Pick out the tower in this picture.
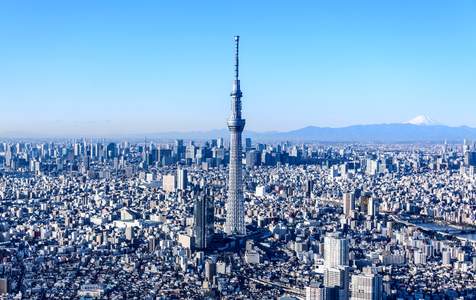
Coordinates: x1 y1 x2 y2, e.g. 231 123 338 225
225 36 246 235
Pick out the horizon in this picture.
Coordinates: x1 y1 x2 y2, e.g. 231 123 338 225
1 1 475 135
2 117 475 141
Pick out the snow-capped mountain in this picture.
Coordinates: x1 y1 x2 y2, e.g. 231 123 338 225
405 115 439 126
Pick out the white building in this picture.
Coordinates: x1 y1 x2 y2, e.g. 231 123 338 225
162 174 176 193
176 167 188 191
343 192 355 217
350 269 383 300
324 233 349 268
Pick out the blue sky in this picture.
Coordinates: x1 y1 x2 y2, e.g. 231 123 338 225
0 0 475 135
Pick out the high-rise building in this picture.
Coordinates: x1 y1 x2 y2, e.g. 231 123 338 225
148 237 157 252
305 179 314 198
210 139 218 148
367 198 379 218
324 266 350 300
204 259 216 282
125 226 134 241
464 151 476 167
343 192 355 217
175 139 185 159
225 36 246 236
442 249 452 265
162 174 176 193
305 285 326 300
414 250 427 265
106 142 117 159
158 148 173 165
386 221 393 238
366 159 379 176
245 150 260 168
245 137 252 150
350 268 383 300
177 167 188 191
194 194 214 249
324 233 349 268
0 278 7 295
185 142 196 161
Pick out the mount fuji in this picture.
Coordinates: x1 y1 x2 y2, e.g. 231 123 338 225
405 115 440 126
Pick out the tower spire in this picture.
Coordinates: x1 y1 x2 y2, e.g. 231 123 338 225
234 35 239 80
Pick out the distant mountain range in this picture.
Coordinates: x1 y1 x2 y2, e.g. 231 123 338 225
141 124 475 143
141 116 476 142
263 124 476 143
2 116 476 142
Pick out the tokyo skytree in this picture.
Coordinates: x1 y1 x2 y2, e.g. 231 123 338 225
224 36 246 235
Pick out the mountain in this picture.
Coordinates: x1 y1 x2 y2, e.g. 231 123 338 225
267 124 476 142
3 120 476 143
405 115 439 126
138 123 476 143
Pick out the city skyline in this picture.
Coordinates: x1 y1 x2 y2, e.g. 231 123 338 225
1 1 475 136
3 2 476 299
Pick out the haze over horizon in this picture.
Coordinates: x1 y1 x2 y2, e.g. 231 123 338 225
3 115 476 141
1 1 475 136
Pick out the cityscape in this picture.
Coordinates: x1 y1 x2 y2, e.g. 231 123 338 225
1 1 476 300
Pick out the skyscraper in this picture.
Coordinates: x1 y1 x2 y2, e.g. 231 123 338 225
177 167 188 191
350 268 383 300
175 139 185 159
245 137 252 151
194 194 214 249
225 36 246 235
324 233 349 268
343 192 355 217
217 137 224 148
367 197 379 218
324 266 350 300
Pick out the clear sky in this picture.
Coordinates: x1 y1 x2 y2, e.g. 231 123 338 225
0 0 475 136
